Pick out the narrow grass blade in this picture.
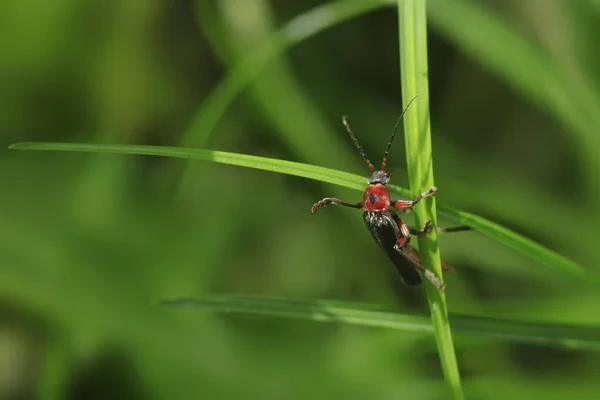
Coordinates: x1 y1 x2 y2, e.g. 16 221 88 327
9 142 365 190
177 0 376 198
161 295 600 352
9 142 592 283
184 0 396 148
398 0 463 397
435 203 589 280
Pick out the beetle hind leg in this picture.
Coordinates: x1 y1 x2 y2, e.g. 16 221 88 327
413 263 446 291
396 245 446 291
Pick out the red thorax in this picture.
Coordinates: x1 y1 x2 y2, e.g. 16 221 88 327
362 184 391 212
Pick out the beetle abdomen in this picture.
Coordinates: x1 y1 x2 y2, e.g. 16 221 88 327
363 212 422 286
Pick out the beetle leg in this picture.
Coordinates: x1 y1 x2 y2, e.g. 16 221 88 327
409 220 471 235
394 236 409 249
409 220 433 236
411 262 445 291
310 198 362 214
388 213 412 250
399 246 446 291
392 186 437 210
401 246 454 273
390 215 446 291
438 225 471 234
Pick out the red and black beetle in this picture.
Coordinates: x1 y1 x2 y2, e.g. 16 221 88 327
311 98 469 291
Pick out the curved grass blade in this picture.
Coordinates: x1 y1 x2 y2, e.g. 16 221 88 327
161 295 600 352
185 0 396 148
9 142 592 282
177 0 380 197
398 0 462 397
9 142 366 190
435 203 590 280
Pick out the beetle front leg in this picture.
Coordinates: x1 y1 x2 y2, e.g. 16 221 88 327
310 198 362 214
392 186 437 210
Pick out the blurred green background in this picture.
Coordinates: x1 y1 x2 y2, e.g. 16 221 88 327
2 0 600 399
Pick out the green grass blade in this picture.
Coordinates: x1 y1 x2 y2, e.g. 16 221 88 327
161 295 600 352
9 142 593 282
398 0 462 397
9 142 365 190
436 204 589 280
184 0 395 148
191 0 352 166
177 0 370 198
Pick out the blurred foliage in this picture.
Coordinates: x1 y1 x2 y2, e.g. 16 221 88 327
1 0 600 399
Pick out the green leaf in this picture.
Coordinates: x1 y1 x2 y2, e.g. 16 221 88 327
9 142 366 190
161 295 600 352
399 0 463 397
9 142 592 283
183 0 396 148
177 0 388 197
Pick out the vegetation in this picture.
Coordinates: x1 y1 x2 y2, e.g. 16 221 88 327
2 0 600 398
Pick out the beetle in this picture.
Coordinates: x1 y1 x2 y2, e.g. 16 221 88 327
310 97 469 291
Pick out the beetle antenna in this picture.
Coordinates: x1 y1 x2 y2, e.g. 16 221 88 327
381 95 418 171
342 115 376 172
